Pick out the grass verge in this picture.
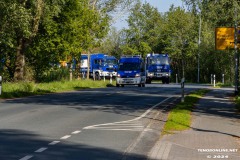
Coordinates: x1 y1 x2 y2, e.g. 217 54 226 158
235 96 240 113
0 79 113 99
162 89 209 134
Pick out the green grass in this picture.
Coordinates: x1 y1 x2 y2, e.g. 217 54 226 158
163 89 209 134
235 96 240 113
0 79 113 99
215 82 233 88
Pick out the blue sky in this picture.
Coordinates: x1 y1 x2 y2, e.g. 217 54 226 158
112 0 184 30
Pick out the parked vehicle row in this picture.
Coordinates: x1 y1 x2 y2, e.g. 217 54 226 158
79 53 172 87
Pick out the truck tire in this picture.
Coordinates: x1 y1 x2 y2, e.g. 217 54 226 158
116 84 120 87
138 84 141 87
95 72 100 80
166 77 170 84
142 84 145 87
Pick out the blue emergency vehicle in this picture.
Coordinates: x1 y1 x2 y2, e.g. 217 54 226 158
116 55 146 87
146 53 171 84
80 53 118 79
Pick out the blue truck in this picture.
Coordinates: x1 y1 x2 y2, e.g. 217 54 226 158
80 53 118 79
116 55 146 87
146 53 171 84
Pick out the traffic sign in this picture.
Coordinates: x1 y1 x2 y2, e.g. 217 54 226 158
215 27 240 50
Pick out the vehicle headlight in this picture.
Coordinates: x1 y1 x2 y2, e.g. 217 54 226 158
117 74 121 78
148 73 153 76
135 73 140 77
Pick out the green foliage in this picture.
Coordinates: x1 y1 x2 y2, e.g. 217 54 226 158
235 96 240 113
121 1 162 57
40 68 70 82
1 0 239 84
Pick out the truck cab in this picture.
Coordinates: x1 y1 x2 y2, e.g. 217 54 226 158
116 55 146 87
101 56 118 78
146 53 171 84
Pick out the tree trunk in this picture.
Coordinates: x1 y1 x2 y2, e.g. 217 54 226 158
14 37 25 81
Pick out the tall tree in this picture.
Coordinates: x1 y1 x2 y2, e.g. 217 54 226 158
0 0 65 81
123 1 163 57
162 6 196 80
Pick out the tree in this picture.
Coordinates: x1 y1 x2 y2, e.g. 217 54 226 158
182 0 240 83
0 0 65 81
122 1 163 57
161 6 196 80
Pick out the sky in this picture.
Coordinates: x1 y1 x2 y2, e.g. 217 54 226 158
112 0 184 30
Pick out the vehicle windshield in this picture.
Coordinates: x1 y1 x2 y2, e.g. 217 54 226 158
119 63 140 71
103 59 117 65
149 57 169 65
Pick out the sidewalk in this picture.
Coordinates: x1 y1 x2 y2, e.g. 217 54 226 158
148 88 240 160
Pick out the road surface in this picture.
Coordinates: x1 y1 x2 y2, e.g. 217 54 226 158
0 83 209 160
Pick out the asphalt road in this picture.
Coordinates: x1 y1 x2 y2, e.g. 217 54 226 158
0 83 209 160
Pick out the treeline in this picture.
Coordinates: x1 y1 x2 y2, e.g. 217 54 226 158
0 0 239 83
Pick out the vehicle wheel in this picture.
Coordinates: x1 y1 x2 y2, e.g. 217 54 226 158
162 79 165 84
142 84 145 87
95 72 100 80
121 85 124 87
116 84 120 87
138 84 141 87
166 78 170 84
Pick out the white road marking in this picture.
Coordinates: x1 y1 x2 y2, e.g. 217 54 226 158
35 147 48 153
48 141 60 145
19 155 33 160
151 142 172 160
84 97 173 130
72 130 81 134
60 135 71 139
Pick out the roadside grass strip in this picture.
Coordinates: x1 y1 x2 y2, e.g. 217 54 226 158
0 80 111 99
163 89 209 134
235 96 240 113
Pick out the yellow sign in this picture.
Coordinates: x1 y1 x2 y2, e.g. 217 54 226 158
215 27 240 50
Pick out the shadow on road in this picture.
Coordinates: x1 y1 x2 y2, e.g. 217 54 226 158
0 129 153 160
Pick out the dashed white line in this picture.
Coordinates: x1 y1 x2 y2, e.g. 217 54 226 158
19 155 33 160
48 141 60 145
72 130 81 134
35 147 48 153
60 135 71 139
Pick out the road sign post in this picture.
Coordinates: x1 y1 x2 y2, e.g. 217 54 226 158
234 14 239 94
215 26 239 94
181 78 185 102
